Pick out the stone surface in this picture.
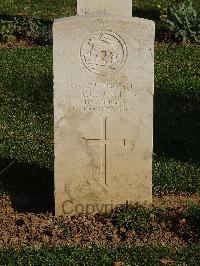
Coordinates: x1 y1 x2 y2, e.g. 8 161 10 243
77 0 132 17
54 15 155 216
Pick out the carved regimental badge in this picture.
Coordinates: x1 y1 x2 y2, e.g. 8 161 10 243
80 30 127 76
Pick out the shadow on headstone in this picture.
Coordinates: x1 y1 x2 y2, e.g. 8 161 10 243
0 158 54 214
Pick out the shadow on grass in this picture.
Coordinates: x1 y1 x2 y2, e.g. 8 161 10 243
0 14 53 45
133 8 160 21
0 158 54 214
154 89 200 164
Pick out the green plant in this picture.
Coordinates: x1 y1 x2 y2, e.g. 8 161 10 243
108 203 151 232
0 17 53 45
14 17 52 44
15 18 41 41
157 4 168 21
0 20 16 43
183 203 200 233
165 1 200 43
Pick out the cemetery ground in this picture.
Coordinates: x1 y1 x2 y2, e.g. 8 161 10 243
0 1 200 265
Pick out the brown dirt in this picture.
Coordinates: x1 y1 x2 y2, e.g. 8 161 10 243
154 194 200 209
0 194 200 249
0 40 34 48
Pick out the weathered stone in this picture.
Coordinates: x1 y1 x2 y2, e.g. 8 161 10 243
77 0 132 17
54 3 155 216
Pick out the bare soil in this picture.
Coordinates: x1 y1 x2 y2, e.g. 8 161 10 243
0 194 200 249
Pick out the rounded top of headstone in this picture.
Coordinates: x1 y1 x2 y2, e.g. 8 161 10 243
77 0 132 17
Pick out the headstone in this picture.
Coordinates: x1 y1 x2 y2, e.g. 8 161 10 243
77 0 132 17
54 0 155 216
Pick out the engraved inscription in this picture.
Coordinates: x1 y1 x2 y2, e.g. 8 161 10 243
55 81 137 114
72 106 134 112
80 31 127 75
79 8 107 15
83 117 126 185
68 81 136 113
71 81 134 91
81 89 126 107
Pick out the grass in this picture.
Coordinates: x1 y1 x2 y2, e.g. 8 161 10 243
0 47 53 168
1 0 200 45
0 44 200 212
0 47 54 212
154 44 200 194
0 0 199 20
1 245 200 265
0 0 76 20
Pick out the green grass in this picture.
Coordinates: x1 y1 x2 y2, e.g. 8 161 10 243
0 47 53 168
0 47 54 212
0 0 76 19
154 44 200 194
1 245 200 265
0 0 199 19
0 44 200 212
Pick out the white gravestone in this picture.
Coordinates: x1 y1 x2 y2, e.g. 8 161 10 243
54 0 155 216
77 0 132 17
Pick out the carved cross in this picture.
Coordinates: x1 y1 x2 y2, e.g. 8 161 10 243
83 117 126 185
